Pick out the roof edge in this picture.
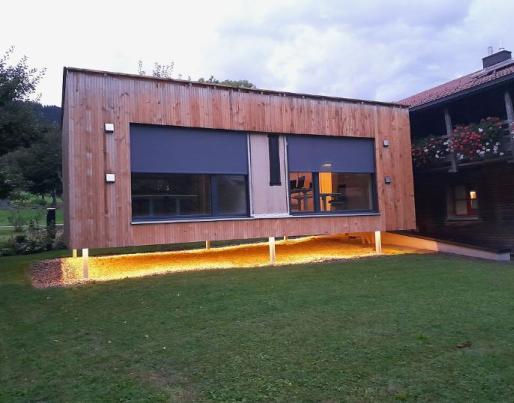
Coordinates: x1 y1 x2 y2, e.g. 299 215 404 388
63 67 408 109
409 72 514 112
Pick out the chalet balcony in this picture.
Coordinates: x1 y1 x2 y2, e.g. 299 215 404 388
412 117 513 171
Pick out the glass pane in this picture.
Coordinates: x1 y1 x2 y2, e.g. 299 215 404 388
455 200 468 215
469 190 479 210
454 185 466 200
319 173 374 212
215 175 248 216
289 172 314 212
131 173 211 219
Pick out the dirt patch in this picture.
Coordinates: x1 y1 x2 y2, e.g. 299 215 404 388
134 369 198 402
30 235 422 288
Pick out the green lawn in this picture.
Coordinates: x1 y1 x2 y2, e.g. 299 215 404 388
1 252 514 401
0 207 64 226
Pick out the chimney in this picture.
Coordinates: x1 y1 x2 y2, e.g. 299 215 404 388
482 49 512 69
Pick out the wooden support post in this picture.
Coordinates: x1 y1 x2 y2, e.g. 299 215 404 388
269 237 276 265
205 240 211 250
374 231 382 254
82 248 89 279
504 90 514 161
444 108 458 173
72 249 77 258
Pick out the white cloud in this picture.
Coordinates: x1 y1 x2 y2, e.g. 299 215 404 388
0 0 512 105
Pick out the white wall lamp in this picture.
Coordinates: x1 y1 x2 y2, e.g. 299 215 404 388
104 123 115 133
105 173 116 183
383 139 390 147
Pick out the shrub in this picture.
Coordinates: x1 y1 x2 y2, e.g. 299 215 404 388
7 210 28 232
0 222 66 256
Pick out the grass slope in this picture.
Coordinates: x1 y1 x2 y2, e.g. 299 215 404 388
1 252 514 401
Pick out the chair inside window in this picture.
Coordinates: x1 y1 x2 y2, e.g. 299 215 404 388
297 176 305 189
329 184 347 210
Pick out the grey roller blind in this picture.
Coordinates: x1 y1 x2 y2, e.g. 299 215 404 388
287 135 375 173
130 125 248 174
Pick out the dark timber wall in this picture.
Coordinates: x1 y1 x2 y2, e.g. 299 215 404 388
415 161 514 251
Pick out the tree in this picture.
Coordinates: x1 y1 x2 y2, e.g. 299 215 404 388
198 75 256 89
2 128 62 204
137 61 256 89
138 60 174 78
0 47 62 201
0 47 46 157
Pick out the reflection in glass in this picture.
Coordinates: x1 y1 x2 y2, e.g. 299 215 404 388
215 175 248 215
318 173 373 212
131 173 248 220
289 172 314 212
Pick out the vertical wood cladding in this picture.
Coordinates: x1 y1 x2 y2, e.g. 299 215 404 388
62 69 416 249
415 162 514 251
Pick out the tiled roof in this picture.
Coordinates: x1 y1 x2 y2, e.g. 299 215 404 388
399 59 514 108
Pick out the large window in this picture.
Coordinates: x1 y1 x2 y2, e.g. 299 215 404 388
130 125 249 221
289 172 375 213
132 173 247 220
287 135 376 214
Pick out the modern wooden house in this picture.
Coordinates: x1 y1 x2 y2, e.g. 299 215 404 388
61 68 415 267
400 49 514 252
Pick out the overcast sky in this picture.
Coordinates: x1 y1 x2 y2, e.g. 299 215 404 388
1 0 512 106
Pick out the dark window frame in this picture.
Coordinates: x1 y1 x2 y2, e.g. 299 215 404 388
288 171 378 215
131 172 250 222
268 135 281 186
447 185 479 219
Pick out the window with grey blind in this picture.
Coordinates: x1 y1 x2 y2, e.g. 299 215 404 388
287 135 377 214
130 124 249 221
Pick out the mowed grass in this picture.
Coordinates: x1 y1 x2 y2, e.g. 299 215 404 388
1 252 514 401
0 207 64 226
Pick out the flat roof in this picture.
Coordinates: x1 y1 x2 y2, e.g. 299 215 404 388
63 67 407 109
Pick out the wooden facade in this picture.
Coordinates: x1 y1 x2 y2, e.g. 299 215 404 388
415 162 514 252
62 68 415 249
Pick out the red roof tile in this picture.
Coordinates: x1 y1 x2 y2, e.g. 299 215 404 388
399 59 514 108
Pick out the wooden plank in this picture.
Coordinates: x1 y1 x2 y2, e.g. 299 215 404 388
444 108 458 173
504 90 514 161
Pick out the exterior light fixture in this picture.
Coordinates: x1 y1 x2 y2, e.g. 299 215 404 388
383 139 390 147
384 176 392 184
105 173 116 183
104 123 115 133
469 190 477 200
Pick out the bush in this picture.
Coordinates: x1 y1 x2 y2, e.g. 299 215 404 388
7 211 28 232
0 222 66 256
34 198 47 207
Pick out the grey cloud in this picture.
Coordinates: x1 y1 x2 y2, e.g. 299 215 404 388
208 0 509 102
